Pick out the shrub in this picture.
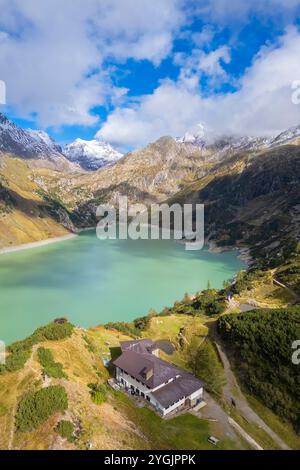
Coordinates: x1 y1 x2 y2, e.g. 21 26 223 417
9 322 74 354
104 321 141 337
55 420 75 443
15 385 68 432
191 289 227 316
134 315 151 331
0 322 74 375
88 383 108 405
37 348 67 379
0 349 31 374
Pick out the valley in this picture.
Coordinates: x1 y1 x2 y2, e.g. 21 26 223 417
0 112 299 451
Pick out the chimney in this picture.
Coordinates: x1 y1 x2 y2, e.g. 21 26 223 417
141 366 154 380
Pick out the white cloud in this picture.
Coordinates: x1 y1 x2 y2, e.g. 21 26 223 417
0 0 299 138
97 27 300 148
91 0 184 65
192 26 216 47
191 0 300 23
0 0 185 127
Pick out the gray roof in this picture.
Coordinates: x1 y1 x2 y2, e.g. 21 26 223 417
152 373 203 408
120 339 158 355
113 339 204 406
113 349 181 389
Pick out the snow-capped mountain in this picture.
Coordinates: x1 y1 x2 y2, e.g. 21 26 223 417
269 124 300 147
175 123 270 155
0 113 63 160
176 123 206 147
63 138 123 171
27 129 62 154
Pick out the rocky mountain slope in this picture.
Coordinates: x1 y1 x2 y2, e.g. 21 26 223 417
63 138 123 171
168 143 300 277
0 114 76 172
0 112 300 262
0 156 77 248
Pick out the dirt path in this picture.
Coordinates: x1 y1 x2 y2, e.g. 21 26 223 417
214 338 290 450
192 392 263 450
273 278 299 304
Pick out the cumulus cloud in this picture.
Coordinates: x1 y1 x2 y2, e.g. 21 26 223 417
0 0 299 141
97 27 300 148
176 46 231 87
0 0 185 127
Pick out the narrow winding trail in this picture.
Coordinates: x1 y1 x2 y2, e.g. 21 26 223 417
214 337 290 450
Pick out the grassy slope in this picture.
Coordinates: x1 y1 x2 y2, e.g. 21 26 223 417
0 317 242 451
0 156 69 248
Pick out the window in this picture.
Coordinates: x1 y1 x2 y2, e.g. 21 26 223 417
146 396 150 402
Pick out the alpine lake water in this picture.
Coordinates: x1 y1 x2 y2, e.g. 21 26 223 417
0 230 244 344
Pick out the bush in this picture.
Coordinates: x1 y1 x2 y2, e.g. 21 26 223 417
232 269 269 295
0 322 74 375
15 385 68 432
134 315 151 331
37 348 67 379
191 289 227 316
104 321 141 337
9 322 74 354
88 383 108 405
0 349 31 374
55 420 75 443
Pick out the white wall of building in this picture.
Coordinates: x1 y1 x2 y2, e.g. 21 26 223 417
116 366 203 416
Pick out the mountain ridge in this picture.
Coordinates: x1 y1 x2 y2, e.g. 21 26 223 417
63 138 123 171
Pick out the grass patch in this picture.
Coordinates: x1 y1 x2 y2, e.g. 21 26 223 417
188 339 225 396
110 390 238 450
0 403 7 417
229 407 280 450
83 335 96 353
245 393 300 450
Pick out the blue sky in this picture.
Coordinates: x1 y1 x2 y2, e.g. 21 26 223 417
1 0 300 151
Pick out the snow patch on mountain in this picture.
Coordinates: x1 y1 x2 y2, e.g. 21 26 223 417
269 124 300 146
176 123 206 147
0 113 62 159
63 138 123 171
27 129 62 154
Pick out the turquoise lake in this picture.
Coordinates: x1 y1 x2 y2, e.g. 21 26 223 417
0 231 244 344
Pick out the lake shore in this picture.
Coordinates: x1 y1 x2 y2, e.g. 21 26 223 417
207 240 252 266
0 232 78 256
